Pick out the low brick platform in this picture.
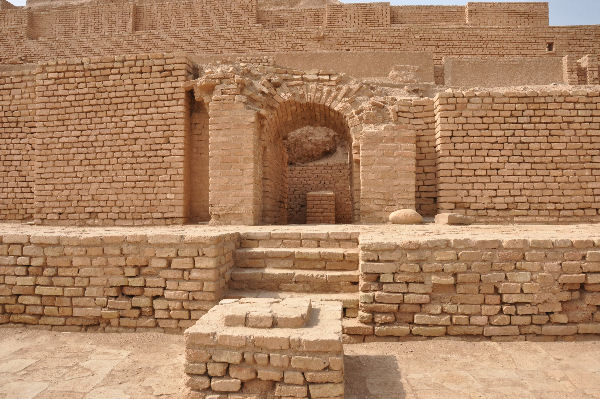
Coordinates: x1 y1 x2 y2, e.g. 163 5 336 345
184 298 344 398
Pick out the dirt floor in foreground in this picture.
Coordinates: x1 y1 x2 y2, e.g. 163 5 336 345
1 327 599 399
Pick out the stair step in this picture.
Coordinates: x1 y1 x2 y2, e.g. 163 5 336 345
239 231 359 249
225 290 359 319
229 268 359 293
225 290 358 309
235 247 358 271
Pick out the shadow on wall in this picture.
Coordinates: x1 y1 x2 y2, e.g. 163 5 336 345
345 355 405 399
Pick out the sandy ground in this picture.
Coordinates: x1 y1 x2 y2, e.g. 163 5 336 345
1 328 599 399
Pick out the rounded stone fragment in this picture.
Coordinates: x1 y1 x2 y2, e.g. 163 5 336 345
389 209 423 225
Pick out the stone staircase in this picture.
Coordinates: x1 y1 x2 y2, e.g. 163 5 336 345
225 230 360 319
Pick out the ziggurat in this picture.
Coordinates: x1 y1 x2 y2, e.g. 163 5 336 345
1 1 600 397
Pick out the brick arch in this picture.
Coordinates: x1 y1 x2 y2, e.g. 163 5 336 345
260 99 356 225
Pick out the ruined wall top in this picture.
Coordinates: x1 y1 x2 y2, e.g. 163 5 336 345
17 0 550 28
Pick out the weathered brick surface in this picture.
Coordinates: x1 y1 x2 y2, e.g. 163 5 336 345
306 191 336 225
0 231 237 331
184 298 344 398
0 66 35 221
356 235 600 340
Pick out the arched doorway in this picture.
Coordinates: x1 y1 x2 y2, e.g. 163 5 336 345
261 101 354 225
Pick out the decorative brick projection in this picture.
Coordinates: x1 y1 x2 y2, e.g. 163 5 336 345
325 3 390 29
466 2 549 27
360 125 416 223
396 98 437 217
27 2 133 39
0 67 35 221
390 5 465 25
257 8 324 29
306 191 336 225
356 235 600 340
435 88 600 223
32 54 194 225
0 232 238 331
133 0 257 33
287 164 352 224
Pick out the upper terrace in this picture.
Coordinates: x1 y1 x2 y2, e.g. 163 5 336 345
1 0 550 38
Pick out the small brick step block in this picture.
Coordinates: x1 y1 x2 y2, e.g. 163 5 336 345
184 298 344 399
229 268 359 293
235 247 359 271
240 231 359 249
306 191 336 224
225 290 360 320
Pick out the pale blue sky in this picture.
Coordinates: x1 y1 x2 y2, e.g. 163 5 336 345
5 0 600 26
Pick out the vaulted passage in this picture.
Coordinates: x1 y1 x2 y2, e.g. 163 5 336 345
261 101 354 225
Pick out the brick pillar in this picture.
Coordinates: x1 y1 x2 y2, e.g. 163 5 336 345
579 55 600 85
562 55 580 85
360 124 416 223
208 101 261 225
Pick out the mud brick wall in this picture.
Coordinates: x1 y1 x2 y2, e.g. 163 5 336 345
579 54 600 85
466 2 549 27
358 236 600 340
444 57 564 87
435 88 600 223
396 99 437 217
306 191 335 225
27 2 133 39
360 125 416 223
287 164 352 224
390 6 465 25
1 1 599 65
0 0 15 9
0 67 36 221
257 8 324 29
32 54 194 225
0 232 238 331
325 3 390 29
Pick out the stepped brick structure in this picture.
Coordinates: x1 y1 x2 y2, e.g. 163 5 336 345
1 2 600 389
0 0 599 226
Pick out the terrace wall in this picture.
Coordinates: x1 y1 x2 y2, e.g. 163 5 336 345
0 231 238 331
435 88 600 223
0 1 595 66
357 235 600 340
